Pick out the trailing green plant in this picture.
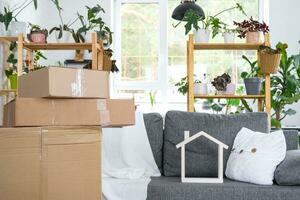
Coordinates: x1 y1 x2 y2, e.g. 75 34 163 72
5 42 17 78
240 55 259 78
0 0 38 31
270 42 300 128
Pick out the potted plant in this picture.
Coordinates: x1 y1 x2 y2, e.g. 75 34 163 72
174 3 245 43
258 44 284 74
211 73 233 95
5 42 18 89
27 23 48 43
269 42 300 128
240 55 262 95
0 1 37 36
175 75 206 95
49 0 72 43
222 24 236 43
234 17 269 43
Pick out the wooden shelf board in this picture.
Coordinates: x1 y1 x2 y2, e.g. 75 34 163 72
0 36 18 43
23 43 99 51
194 94 265 99
0 89 17 96
194 43 264 50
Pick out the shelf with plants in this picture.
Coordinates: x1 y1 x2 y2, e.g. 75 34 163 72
187 33 275 116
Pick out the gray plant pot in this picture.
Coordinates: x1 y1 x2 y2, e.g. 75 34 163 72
244 77 262 95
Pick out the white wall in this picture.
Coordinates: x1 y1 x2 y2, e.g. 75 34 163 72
270 0 300 127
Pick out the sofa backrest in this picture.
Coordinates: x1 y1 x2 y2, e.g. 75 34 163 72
143 113 164 173
143 111 299 177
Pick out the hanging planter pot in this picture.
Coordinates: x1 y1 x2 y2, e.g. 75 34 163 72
258 45 282 74
258 52 281 74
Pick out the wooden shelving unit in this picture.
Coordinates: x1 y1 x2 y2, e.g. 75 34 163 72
187 34 272 116
0 33 104 77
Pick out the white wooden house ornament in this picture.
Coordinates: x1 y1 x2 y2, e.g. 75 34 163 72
176 131 229 183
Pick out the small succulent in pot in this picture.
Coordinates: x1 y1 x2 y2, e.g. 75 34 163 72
27 23 48 43
211 73 231 94
234 17 269 43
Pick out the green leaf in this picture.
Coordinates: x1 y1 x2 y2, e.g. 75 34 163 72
33 0 38 10
283 109 297 116
271 118 282 129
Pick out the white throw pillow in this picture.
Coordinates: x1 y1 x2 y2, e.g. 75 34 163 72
225 127 286 185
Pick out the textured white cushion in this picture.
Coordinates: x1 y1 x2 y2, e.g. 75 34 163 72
225 127 286 185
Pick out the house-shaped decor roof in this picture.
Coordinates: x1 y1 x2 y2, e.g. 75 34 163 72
176 131 229 149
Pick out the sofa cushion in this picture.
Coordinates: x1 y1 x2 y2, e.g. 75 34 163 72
143 113 164 173
275 150 300 185
163 111 269 177
147 177 300 200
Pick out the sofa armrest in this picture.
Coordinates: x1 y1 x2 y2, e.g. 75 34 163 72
283 130 299 150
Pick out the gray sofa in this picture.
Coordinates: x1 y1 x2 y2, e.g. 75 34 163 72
143 111 300 200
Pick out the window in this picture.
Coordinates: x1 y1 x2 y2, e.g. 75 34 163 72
114 0 264 112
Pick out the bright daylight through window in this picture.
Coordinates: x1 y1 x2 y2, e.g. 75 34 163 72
114 0 260 112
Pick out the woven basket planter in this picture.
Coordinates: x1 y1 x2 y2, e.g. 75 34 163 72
258 52 281 74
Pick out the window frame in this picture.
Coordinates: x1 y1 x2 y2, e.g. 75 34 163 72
113 0 168 94
112 0 269 101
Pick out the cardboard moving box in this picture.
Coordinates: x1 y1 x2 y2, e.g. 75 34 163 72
0 126 101 200
3 98 135 127
18 67 109 98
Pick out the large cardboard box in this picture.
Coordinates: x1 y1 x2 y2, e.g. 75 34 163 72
3 98 135 127
107 99 135 127
18 67 109 98
0 126 101 200
3 98 110 127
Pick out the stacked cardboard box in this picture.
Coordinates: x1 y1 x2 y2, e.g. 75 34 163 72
0 67 135 200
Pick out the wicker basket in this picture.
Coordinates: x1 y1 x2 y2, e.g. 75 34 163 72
258 52 281 74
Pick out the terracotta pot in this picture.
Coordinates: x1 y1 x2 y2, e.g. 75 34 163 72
258 52 281 74
246 32 260 43
28 32 47 43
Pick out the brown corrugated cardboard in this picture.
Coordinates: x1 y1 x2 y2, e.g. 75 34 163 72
3 98 110 127
107 99 136 126
18 67 109 98
0 126 101 200
3 98 135 127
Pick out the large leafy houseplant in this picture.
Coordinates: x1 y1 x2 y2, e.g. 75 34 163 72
270 42 300 128
0 0 38 31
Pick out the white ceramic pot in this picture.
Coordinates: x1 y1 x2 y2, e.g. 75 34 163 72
194 83 208 95
0 24 10 36
226 83 236 95
10 21 27 36
194 29 211 43
55 30 71 43
84 31 95 43
223 32 235 43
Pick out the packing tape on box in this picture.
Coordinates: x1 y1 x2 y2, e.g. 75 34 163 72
100 110 110 126
71 69 87 97
97 99 107 111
